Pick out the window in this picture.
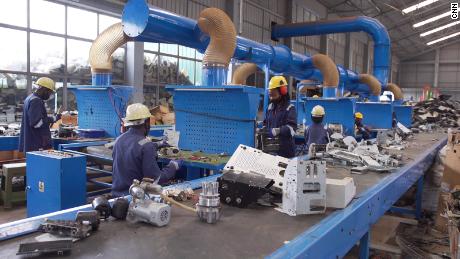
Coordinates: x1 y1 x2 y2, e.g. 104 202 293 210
178 59 195 85
144 53 159 84
67 40 92 78
99 14 120 33
112 48 126 81
0 0 27 27
0 28 27 71
195 61 202 85
0 74 28 114
30 0 65 34
159 56 178 84
145 43 159 52
30 33 65 74
179 46 196 59
0 1 126 111
67 7 98 40
160 44 178 55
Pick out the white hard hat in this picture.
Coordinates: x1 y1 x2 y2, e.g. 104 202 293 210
311 105 325 117
124 103 151 126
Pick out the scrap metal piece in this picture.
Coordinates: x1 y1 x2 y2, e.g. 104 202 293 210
17 240 73 256
92 196 111 219
126 179 171 227
256 128 280 154
75 210 100 231
327 149 363 164
278 159 327 216
111 198 129 220
218 170 275 208
38 219 92 239
224 144 289 190
196 182 221 224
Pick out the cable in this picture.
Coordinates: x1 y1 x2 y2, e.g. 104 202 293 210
160 194 196 213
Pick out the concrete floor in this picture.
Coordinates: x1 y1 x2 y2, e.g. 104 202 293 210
0 202 26 225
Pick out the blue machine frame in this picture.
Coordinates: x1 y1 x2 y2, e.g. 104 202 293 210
303 97 357 136
393 105 413 128
356 102 393 129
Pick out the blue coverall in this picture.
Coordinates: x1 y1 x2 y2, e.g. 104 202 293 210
264 102 297 158
304 123 330 149
19 93 55 152
111 127 177 197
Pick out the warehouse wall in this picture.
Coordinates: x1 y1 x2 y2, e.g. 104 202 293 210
399 42 460 100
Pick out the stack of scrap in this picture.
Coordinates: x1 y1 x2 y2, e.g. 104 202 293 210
321 134 401 173
150 105 175 125
412 96 460 129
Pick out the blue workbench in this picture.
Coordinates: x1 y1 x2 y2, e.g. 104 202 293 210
0 132 447 258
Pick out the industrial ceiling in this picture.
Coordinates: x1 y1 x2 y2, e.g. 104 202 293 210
317 0 458 61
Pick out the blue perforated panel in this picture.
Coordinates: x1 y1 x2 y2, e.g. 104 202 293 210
304 98 356 136
167 85 263 154
69 86 133 137
356 102 393 129
393 105 412 128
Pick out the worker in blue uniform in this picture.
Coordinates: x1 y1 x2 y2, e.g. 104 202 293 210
355 112 371 140
263 76 297 158
304 105 330 149
111 103 182 197
19 77 60 152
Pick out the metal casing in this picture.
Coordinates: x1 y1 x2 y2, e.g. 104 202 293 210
69 85 133 137
393 105 413 128
26 151 86 217
356 102 393 129
166 85 263 154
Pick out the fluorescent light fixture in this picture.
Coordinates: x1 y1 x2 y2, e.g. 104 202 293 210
402 0 440 14
421 21 460 37
427 31 460 45
413 11 451 27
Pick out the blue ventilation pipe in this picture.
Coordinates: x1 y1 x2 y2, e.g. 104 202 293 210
122 0 382 100
271 16 391 91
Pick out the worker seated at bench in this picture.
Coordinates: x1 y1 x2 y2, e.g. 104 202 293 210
354 112 371 140
111 103 182 197
304 105 331 150
263 76 297 158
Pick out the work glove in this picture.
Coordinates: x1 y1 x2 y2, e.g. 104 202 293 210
169 160 183 170
54 113 62 122
270 128 280 137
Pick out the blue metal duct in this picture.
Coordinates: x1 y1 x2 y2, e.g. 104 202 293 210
122 0 320 80
271 16 391 90
122 0 387 100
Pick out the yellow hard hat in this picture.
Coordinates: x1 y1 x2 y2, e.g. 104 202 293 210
355 112 363 119
124 103 152 126
311 105 325 117
312 95 319 98
268 76 288 90
36 77 56 92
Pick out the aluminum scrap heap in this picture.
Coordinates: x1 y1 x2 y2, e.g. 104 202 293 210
412 95 460 129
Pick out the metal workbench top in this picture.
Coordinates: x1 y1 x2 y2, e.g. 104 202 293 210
0 131 446 258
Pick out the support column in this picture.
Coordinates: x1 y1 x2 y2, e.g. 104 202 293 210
126 41 144 103
320 35 329 55
344 33 352 69
359 232 370 259
434 48 440 88
363 39 371 74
